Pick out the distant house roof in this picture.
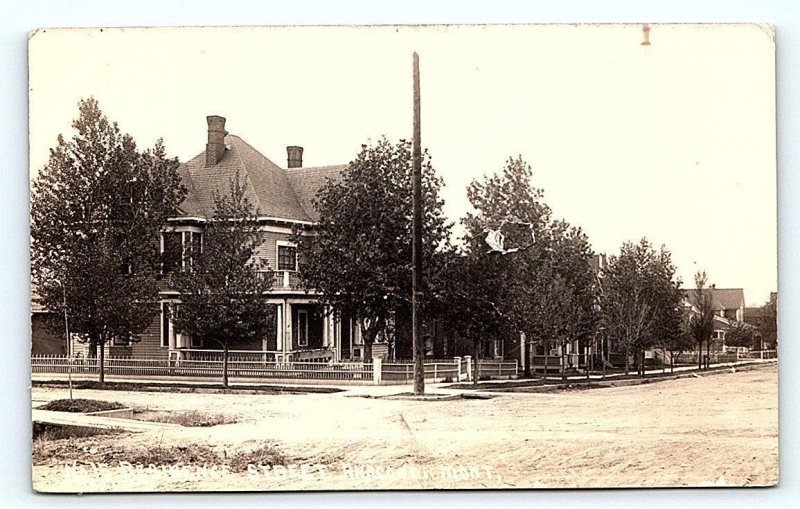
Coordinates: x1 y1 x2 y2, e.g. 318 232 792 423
176 135 345 223
744 306 767 321
683 288 745 311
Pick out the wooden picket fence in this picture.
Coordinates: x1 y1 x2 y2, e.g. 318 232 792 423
31 355 373 381
31 354 519 384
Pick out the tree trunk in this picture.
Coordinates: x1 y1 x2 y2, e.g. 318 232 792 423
706 336 711 369
624 346 630 376
98 338 105 384
561 344 566 382
543 342 549 382
364 340 373 362
641 349 646 378
698 342 703 370
472 338 480 386
222 343 229 388
601 338 606 380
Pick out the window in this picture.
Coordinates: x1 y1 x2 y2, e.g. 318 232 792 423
186 231 203 268
113 336 130 347
161 302 170 347
162 232 183 274
118 259 132 275
277 244 297 271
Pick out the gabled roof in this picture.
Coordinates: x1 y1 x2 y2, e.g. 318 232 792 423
176 135 345 223
683 288 745 311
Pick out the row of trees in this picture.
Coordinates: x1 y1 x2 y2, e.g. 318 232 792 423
298 143 702 380
32 99 774 386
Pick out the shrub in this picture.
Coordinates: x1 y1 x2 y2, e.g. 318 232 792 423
136 410 236 427
38 398 126 413
228 444 287 473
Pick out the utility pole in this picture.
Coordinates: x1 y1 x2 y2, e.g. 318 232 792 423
412 52 425 395
54 278 73 400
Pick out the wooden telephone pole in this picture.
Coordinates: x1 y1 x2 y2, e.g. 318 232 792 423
412 52 425 395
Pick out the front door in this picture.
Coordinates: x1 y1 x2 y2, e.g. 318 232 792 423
297 309 309 348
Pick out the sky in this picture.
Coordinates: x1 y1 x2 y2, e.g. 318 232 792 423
28 24 777 305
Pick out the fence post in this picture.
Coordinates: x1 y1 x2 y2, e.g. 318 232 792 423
373 357 382 385
453 357 461 381
464 356 472 382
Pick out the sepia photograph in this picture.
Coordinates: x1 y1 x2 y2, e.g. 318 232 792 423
27 23 778 492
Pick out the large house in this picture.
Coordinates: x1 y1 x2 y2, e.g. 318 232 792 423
68 115 370 362
682 287 746 351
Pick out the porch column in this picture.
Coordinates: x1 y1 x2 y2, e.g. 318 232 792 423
283 300 291 355
322 306 329 348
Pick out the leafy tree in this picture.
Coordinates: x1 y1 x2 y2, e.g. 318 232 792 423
292 138 451 360
171 174 274 387
435 249 504 384
665 310 695 372
30 98 185 382
725 321 756 349
461 157 597 379
688 271 716 370
599 239 683 377
757 293 778 350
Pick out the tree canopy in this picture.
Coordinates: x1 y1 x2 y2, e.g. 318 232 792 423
455 156 597 376
30 98 185 381
171 173 275 386
292 137 451 359
688 271 716 369
599 239 684 375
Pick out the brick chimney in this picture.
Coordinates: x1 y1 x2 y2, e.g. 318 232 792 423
205 115 228 167
287 146 304 168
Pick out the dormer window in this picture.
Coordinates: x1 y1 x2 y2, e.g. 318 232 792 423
277 241 297 271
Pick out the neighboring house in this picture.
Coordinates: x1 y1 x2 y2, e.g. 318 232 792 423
30 285 67 356
682 287 746 351
744 292 777 350
68 115 370 362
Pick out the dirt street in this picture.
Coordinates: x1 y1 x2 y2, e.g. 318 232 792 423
32 363 779 491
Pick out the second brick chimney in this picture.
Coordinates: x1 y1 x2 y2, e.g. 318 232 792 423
205 115 228 167
287 146 304 168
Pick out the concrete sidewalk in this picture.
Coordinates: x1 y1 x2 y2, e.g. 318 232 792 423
32 409 182 433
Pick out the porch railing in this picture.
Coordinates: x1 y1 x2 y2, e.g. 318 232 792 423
266 270 303 290
178 348 334 363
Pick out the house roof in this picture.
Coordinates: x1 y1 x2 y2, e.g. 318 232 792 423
744 306 768 321
285 165 347 221
683 288 745 311
176 135 345 222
